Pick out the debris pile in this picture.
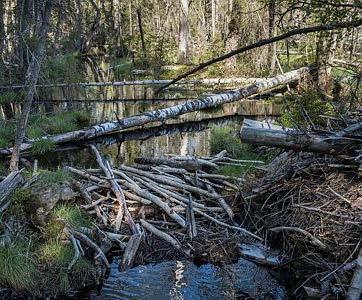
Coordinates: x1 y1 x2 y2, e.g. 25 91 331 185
67 148 262 269
240 151 361 298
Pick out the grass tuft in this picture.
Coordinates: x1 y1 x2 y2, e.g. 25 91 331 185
38 169 72 185
52 204 92 229
30 139 56 156
38 241 96 294
0 243 38 293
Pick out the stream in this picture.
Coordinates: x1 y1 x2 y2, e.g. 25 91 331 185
1 63 285 299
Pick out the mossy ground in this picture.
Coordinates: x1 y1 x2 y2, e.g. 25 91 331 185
0 172 96 296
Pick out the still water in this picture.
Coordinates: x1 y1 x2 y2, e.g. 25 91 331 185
31 83 280 166
85 258 286 300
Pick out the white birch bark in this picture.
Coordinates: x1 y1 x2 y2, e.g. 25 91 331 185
0 67 308 156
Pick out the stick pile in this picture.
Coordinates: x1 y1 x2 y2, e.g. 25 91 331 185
67 149 262 269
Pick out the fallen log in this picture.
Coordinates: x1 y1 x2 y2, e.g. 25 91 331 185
0 171 25 213
240 119 361 155
134 157 217 171
0 77 266 90
0 67 308 157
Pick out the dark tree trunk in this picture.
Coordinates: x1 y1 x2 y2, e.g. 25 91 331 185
9 0 54 171
268 0 276 74
136 8 146 57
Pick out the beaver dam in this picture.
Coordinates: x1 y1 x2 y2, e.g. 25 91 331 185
0 2 361 298
0 76 361 299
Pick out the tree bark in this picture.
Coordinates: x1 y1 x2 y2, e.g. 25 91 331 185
268 0 277 74
240 119 361 155
9 0 54 171
0 171 24 213
178 0 189 64
136 8 146 57
0 67 308 157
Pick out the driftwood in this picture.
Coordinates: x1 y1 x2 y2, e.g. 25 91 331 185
0 171 24 213
90 145 138 234
119 230 143 271
134 157 217 171
140 219 183 252
240 119 362 156
0 67 308 157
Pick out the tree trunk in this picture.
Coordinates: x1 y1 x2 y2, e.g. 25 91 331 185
0 67 308 157
0 0 5 56
268 0 276 74
240 119 361 155
136 8 146 57
315 31 338 95
211 0 216 40
178 0 189 64
9 0 54 171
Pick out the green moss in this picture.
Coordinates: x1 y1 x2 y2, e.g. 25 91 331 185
6 189 34 218
31 139 56 155
0 243 38 293
52 205 92 229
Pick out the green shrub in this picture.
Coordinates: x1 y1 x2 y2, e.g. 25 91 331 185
0 91 18 105
0 122 15 147
210 126 250 159
43 54 84 83
278 89 334 127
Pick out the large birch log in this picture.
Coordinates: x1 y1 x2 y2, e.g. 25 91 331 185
240 119 361 155
0 67 308 157
0 171 25 213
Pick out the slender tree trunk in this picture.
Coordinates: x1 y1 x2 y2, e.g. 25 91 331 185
211 0 216 40
268 0 276 74
9 0 54 171
178 0 189 64
0 0 5 56
315 31 338 95
136 8 146 57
